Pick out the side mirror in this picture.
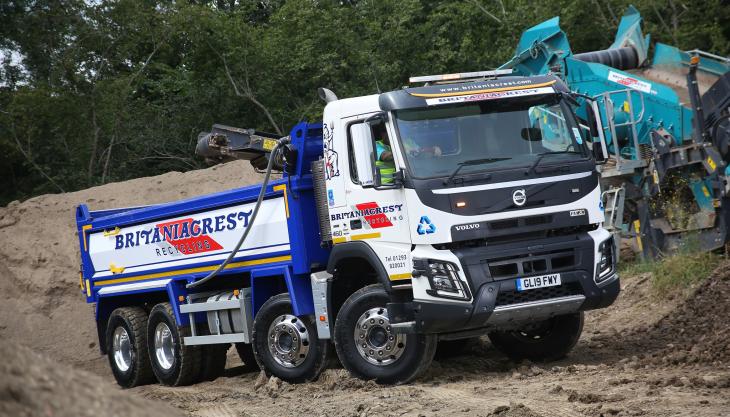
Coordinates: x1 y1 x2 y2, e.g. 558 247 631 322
589 100 609 165
568 92 600 137
592 142 608 164
585 105 599 137
350 124 375 186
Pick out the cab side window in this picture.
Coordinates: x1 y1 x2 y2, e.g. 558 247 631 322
348 123 359 184
347 122 395 186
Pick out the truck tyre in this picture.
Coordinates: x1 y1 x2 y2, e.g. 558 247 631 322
235 343 260 372
435 337 478 359
197 344 229 382
106 307 155 388
488 312 584 362
334 284 437 385
147 302 202 386
252 293 329 383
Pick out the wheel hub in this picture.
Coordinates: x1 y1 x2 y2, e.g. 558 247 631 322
267 314 310 368
154 322 175 370
112 326 132 372
354 307 405 366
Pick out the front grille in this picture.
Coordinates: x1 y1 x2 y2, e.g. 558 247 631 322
487 249 576 280
496 282 582 306
525 215 551 226
490 218 519 230
488 214 552 231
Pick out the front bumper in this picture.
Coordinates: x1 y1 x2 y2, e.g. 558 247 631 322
388 232 620 334
389 272 618 334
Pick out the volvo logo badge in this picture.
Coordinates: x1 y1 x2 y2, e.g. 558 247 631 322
512 189 527 206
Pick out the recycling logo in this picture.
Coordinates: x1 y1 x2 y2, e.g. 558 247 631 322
417 216 436 235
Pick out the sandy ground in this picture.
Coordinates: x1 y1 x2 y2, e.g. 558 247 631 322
1 161 729 417
132 267 730 417
0 341 185 417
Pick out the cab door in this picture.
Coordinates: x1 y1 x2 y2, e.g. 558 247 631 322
325 113 413 283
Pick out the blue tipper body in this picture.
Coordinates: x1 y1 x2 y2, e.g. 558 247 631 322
75 122 329 341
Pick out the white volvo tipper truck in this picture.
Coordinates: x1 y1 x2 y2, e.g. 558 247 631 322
75 70 619 387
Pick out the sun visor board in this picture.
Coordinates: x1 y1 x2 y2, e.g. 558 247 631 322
422 86 556 106
378 76 562 111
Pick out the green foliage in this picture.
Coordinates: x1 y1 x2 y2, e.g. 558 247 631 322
1 0 728 204
649 250 721 295
619 236 724 297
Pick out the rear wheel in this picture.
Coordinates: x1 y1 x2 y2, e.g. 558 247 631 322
334 284 437 384
106 307 155 388
488 312 584 362
197 344 229 382
252 294 329 383
147 303 202 386
235 343 260 372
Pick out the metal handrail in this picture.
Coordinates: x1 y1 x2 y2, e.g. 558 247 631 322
685 49 730 64
595 89 647 165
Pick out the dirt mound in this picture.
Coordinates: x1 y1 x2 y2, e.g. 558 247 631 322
640 261 730 366
0 339 184 417
487 403 544 417
584 261 730 368
0 161 263 374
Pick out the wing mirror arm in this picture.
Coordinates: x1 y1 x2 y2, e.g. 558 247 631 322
567 93 608 164
364 111 388 126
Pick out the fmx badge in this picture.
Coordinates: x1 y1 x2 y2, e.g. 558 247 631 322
417 216 436 235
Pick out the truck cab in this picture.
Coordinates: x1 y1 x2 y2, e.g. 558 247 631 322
318 72 619 382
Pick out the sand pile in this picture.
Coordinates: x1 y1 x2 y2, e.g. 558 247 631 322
0 339 184 417
0 161 263 374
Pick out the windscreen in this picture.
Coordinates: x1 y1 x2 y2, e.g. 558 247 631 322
393 95 588 179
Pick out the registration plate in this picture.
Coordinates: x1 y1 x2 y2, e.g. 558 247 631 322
515 273 561 291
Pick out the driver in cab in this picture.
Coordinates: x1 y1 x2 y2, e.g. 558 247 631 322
375 126 396 185
375 126 443 184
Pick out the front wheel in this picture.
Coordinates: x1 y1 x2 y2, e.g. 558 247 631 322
334 284 437 385
252 294 329 383
488 312 584 362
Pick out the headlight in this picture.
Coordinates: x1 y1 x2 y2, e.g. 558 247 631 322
595 237 615 283
413 258 471 300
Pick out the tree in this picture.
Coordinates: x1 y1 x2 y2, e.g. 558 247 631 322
0 0 727 205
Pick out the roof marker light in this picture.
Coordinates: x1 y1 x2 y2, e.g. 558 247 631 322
409 69 513 84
